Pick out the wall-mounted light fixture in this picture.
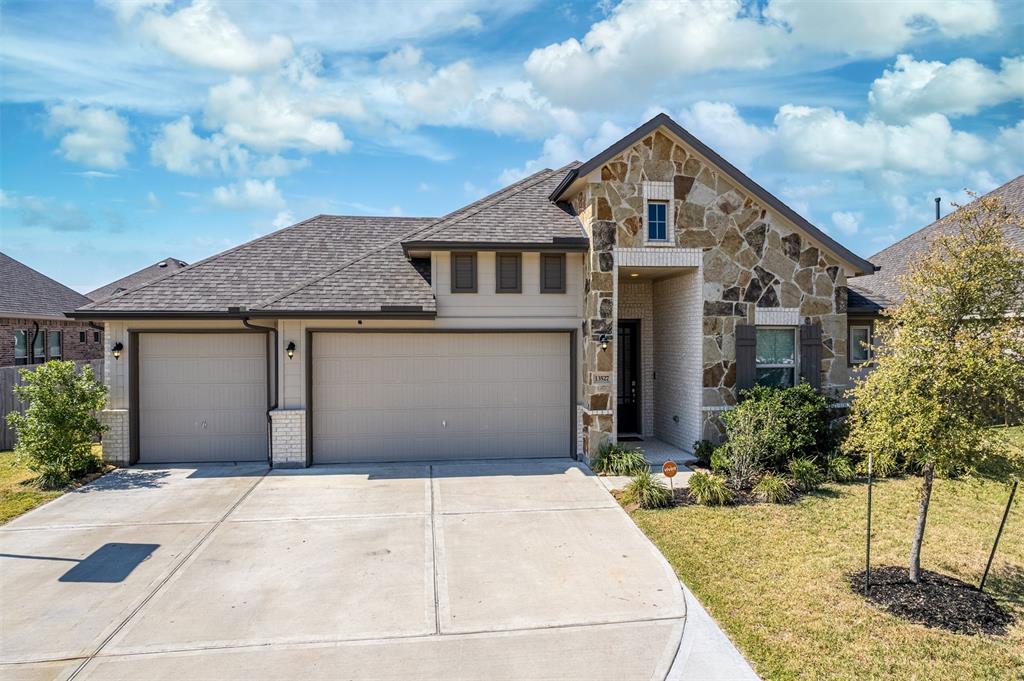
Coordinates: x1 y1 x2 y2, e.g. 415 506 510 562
598 333 611 351
111 342 124 360
286 341 296 359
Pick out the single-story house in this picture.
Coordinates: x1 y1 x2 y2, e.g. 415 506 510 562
0 251 103 367
847 174 1024 377
71 113 874 468
87 257 189 301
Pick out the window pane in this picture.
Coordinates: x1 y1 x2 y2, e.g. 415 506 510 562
756 328 795 365
14 330 27 359
647 202 667 240
757 367 794 388
32 331 45 361
850 327 870 363
49 331 62 358
79 331 86 343
94 331 100 342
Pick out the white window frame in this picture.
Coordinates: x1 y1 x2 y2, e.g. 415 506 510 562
849 324 872 365
643 181 674 245
755 326 799 388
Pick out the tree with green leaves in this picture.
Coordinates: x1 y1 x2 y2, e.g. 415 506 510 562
845 193 1024 583
6 360 108 488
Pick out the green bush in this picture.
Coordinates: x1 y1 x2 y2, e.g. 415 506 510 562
723 383 830 473
6 361 107 489
854 451 901 478
753 472 794 503
710 447 731 474
692 439 716 467
687 471 736 506
826 454 856 482
622 469 673 509
788 457 823 492
592 442 649 476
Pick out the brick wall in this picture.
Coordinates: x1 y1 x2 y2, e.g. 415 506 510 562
0 317 104 367
100 409 130 466
270 408 306 467
618 281 655 436
653 271 702 450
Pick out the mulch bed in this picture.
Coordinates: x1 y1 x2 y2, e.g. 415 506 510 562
849 565 1013 635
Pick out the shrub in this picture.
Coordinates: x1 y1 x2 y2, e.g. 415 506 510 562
710 447 731 474
826 454 856 482
724 383 830 472
753 472 793 503
687 471 736 506
592 442 649 476
788 457 823 492
622 469 673 509
6 361 107 489
692 439 716 467
855 451 902 478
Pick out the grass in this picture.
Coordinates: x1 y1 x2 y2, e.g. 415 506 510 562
631 428 1024 680
0 445 104 524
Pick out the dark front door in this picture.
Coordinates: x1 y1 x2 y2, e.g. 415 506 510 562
617 320 641 435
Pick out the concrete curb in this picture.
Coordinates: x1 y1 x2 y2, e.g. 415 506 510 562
666 583 759 681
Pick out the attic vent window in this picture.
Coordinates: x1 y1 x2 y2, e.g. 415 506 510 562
158 262 167 268
450 252 477 293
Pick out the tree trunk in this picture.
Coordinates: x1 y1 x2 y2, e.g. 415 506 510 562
909 461 936 583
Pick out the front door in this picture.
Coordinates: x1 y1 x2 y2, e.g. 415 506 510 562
617 320 640 435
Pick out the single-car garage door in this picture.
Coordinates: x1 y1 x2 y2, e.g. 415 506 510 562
136 332 268 463
312 332 571 463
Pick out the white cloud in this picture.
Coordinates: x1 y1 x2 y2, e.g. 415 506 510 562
107 0 293 71
271 210 294 229
677 101 774 171
212 179 284 209
869 54 1024 122
1 191 94 231
145 191 160 209
150 115 242 175
497 120 626 185
830 211 861 236
46 103 133 169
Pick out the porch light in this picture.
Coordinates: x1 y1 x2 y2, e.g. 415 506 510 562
286 341 296 359
111 342 123 360
598 333 611 351
629 272 639 277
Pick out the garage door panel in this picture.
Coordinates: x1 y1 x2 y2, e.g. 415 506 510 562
138 333 267 463
312 332 570 463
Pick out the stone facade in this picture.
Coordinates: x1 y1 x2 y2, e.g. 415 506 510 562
0 317 104 367
270 408 306 467
572 128 850 452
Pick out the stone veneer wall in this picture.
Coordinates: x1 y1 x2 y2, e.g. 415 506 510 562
574 129 850 450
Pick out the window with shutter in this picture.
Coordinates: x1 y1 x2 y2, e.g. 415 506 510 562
450 252 477 293
755 327 797 387
495 253 522 293
540 253 566 293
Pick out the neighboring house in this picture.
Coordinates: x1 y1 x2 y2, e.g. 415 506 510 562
0 252 103 367
847 175 1024 378
87 257 188 301
71 113 873 468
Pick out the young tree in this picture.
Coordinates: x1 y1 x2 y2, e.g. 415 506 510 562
6 360 107 488
846 194 1024 583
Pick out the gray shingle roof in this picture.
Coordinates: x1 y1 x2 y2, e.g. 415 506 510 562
0 251 93 319
87 257 189 302
848 174 1024 312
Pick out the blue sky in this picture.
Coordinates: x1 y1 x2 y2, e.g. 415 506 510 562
1 0 1022 293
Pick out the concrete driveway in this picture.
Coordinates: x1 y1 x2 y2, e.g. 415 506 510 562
0 459 689 681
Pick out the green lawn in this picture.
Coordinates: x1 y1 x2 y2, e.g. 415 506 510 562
632 428 1024 680
0 445 105 524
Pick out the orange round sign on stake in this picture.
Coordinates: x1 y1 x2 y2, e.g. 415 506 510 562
662 461 678 478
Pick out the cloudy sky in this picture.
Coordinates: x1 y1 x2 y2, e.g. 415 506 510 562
1 0 1022 292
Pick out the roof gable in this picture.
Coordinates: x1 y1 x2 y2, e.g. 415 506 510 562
551 113 875 275
0 251 92 319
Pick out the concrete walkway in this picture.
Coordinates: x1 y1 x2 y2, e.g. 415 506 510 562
598 438 700 492
0 458 729 680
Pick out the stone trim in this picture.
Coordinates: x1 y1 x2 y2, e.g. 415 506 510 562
581 408 613 416
755 307 801 326
615 247 701 268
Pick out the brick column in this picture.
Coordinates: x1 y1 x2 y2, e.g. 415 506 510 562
270 408 307 467
100 409 130 466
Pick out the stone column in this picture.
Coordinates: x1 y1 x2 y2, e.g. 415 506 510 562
580 218 617 461
99 409 130 466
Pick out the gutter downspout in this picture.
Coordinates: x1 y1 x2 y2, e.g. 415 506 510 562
29 321 40 364
242 317 278 467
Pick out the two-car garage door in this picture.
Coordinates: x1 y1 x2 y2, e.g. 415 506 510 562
311 332 571 463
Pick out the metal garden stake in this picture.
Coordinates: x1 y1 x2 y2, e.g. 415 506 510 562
980 478 1017 593
865 450 873 596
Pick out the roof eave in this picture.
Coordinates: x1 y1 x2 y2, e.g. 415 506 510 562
401 238 589 256
68 308 438 320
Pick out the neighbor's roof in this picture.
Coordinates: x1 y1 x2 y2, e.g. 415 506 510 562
0 251 93 320
402 164 587 251
848 174 1024 313
87 257 189 302
550 113 876 276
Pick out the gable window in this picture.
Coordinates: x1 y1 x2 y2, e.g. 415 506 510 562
93 331 100 342
647 201 668 241
14 330 28 366
79 331 86 343
495 253 522 293
450 252 477 293
756 327 797 387
48 331 62 360
540 253 566 293
32 330 45 364
849 324 872 365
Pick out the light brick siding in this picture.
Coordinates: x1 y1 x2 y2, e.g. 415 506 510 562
618 281 655 436
0 317 103 367
652 271 702 450
270 408 306 467
100 409 130 466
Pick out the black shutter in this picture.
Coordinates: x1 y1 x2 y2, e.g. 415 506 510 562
800 323 822 389
735 324 756 393
540 253 566 293
496 253 521 293
451 253 477 293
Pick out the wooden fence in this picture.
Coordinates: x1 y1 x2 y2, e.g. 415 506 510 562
0 360 104 450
